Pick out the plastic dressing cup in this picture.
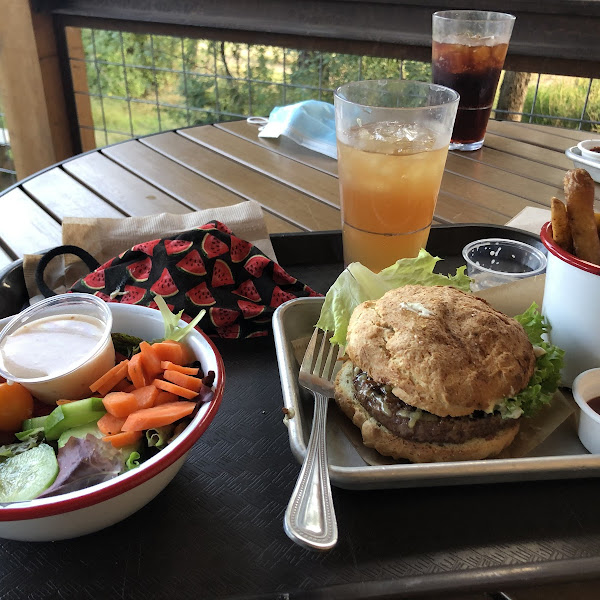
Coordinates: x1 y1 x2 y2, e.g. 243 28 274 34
0 293 115 404
462 238 547 291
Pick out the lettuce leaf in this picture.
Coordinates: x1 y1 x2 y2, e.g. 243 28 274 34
0 429 44 462
154 294 206 343
497 303 564 419
36 434 125 498
125 451 141 470
316 249 471 345
146 425 174 449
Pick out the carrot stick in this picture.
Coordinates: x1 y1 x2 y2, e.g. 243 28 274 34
152 378 199 400
112 378 136 393
90 360 129 394
140 341 162 379
128 353 147 389
97 413 126 435
102 430 143 448
151 341 188 365
121 401 196 432
154 390 178 406
131 385 159 410
102 391 139 418
163 369 202 393
160 361 199 376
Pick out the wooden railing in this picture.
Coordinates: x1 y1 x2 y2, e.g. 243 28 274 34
1 0 599 180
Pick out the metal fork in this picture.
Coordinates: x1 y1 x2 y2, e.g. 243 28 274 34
284 327 343 551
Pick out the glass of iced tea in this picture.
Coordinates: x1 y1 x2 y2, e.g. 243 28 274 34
333 79 458 272
432 10 515 151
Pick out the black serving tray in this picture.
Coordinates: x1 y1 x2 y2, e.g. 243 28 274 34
1 226 600 600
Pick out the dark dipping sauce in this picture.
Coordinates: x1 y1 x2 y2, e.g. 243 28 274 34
587 396 600 415
590 147 600 153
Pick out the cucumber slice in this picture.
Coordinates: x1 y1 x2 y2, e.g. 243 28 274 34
22 416 49 431
44 397 106 441
57 423 103 448
0 444 59 502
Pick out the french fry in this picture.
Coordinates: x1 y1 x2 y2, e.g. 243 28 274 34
564 169 600 265
550 197 573 253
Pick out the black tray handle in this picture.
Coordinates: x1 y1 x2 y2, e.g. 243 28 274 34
35 245 101 298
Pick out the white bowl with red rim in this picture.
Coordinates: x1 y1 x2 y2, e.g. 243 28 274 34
540 222 600 387
0 302 224 541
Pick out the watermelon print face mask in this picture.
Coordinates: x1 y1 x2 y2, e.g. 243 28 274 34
61 221 321 339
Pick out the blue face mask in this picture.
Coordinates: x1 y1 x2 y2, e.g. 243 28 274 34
256 100 337 159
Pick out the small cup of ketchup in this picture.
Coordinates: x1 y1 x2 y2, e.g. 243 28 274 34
572 368 600 454
577 140 600 163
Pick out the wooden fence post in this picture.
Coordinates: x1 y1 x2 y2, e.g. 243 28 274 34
65 27 96 153
0 0 75 179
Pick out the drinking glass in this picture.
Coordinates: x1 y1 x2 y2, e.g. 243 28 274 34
432 10 515 151
333 79 458 272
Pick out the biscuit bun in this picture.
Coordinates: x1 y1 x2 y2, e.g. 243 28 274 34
345 285 535 417
334 284 534 463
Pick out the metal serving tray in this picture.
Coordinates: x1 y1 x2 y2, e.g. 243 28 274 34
273 296 600 490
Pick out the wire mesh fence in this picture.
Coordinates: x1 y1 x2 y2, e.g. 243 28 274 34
68 28 600 148
0 96 16 193
0 27 598 193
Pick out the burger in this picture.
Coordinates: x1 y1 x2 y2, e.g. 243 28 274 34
334 284 540 463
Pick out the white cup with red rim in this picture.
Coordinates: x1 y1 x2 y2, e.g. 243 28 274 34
541 222 600 387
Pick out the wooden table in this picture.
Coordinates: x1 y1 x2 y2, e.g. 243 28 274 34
0 119 597 272
1 120 600 599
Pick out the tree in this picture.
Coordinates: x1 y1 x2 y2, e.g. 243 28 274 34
496 72 533 121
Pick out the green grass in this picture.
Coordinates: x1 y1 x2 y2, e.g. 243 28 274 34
522 75 600 132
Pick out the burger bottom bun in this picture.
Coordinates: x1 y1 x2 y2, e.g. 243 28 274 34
334 361 520 463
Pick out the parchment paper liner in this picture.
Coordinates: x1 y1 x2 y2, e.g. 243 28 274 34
292 274 576 464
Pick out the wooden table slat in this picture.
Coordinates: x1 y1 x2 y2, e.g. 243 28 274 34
62 151 189 217
0 248 14 271
0 187 62 256
440 171 536 219
451 144 568 190
486 120 582 154
1 119 593 264
214 120 339 175
22 167 124 220
483 132 575 171
178 126 340 207
139 131 342 231
445 153 562 206
101 140 302 234
506 121 598 143
434 191 510 226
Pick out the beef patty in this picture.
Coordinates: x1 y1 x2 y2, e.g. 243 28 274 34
352 370 516 445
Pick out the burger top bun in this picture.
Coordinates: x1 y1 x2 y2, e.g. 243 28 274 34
345 285 536 418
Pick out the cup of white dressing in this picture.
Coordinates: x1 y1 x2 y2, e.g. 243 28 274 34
0 294 115 404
